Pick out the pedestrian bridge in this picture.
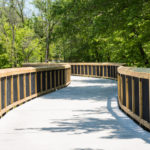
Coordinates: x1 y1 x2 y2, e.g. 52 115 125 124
0 63 150 150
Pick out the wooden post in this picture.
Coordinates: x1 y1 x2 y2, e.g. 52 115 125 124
80 65 82 75
77 65 78 75
35 73 37 94
58 70 60 87
121 75 123 104
110 66 112 78
46 71 48 90
68 69 69 83
114 67 116 79
69 68 71 81
40 72 42 92
23 74 26 98
73 65 75 75
17 75 20 100
11 76 13 104
106 66 108 77
0 79 1 111
126 77 129 109
103 66 104 77
95 66 97 77
65 69 67 84
118 74 120 101
87 66 89 76
112 67 114 79
66 69 68 83
149 79 150 122
50 72 52 89
4 78 7 108
61 70 63 86
139 79 143 119
29 73 32 96
67 69 68 82
67 69 68 83
99 66 101 77
54 71 56 89
132 78 135 113
91 65 93 76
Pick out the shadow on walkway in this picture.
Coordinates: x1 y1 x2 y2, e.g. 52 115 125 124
15 77 150 145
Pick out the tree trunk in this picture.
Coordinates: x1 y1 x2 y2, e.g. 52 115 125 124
45 23 50 63
12 25 17 67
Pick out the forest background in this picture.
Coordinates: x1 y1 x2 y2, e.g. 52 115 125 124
0 0 150 68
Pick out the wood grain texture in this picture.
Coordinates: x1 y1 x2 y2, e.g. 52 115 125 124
4 78 7 108
132 78 135 113
17 75 20 101
139 79 143 119
126 77 129 109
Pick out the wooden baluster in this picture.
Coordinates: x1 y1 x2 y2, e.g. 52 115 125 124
23 74 26 98
40 72 42 92
35 73 37 94
118 74 120 101
121 75 123 104
126 77 129 109
91 65 93 76
0 78 1 112
103 66 104 77
80 65 81 75
132 78 135 113
110 66 112 78
58 70 60 87
61 70 63 86
149 79 150 122
95 66 97 77
99 66 101 77
4 77 7 108
73 65 75 75
54 71 56 89
11 76 13 104
46 71 48 91
106 66 108 77
139 79 143 119
50 72 52 89
17 75 20 100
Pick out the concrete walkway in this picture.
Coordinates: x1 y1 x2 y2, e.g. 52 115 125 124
0 76 150 150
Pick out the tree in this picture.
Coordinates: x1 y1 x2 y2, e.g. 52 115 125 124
33 0 61 62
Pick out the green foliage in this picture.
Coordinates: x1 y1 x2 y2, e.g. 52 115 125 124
0 0 150 68
0 43 10 68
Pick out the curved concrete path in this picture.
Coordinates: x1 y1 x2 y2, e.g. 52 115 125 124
0 76 150 150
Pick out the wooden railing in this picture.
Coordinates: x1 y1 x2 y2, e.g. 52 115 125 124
70 63 150 130
2 62 150 131
118 66 150 130
0 64 71 117
69 63 124 80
